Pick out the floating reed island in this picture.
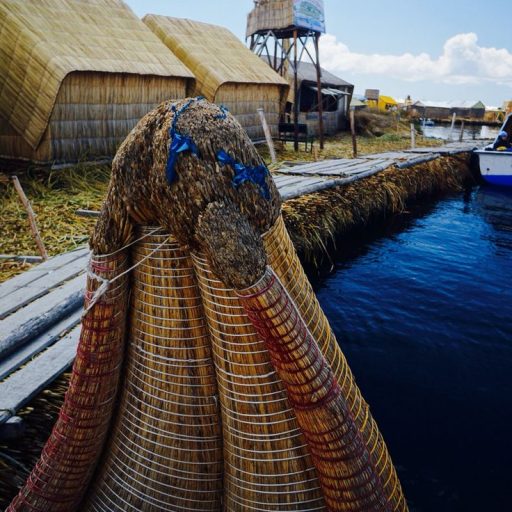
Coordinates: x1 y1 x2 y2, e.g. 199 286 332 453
282 154 476 261
4 98 410 511
0 102 479 510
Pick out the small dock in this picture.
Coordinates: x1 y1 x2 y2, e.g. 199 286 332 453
0 140 483 430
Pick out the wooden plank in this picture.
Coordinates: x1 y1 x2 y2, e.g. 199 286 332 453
0 254 88 319
281 165 388 200
0 416 25 440
0 273 85 359
0 309 82 381
396 154 440 169
0 326 80 425
275 175 326 188
276 158 391 178
0 246 88 300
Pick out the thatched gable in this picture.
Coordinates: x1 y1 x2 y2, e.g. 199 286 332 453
0 0 194 152
143 16 288 140
143 15 288 101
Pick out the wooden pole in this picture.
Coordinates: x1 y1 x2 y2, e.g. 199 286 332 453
350 109 357 158
11 175 48 261
459 120 465 142
293 29 299 152
0 254 44 263
449 112 456 140
410 123 416 149
257 108 277 164
314 33 325 149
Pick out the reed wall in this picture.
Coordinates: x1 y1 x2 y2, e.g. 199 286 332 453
0 72 189 164
215 84 285 140
246 0 295 36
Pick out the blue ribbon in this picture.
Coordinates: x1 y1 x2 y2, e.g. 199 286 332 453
166 97 204 184
216 149 270 199
165 132 199 184
214 105 229 120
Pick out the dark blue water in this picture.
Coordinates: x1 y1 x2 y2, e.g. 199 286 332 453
311 186 512 512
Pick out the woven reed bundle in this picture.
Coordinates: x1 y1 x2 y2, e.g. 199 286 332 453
8 252 130 511
8 98 408 511
263 216 407 512
83 228 223 512
238 268 390 511
192 253 326 511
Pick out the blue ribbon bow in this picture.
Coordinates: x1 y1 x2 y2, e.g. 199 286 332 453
216 149 270 200
166 97 203 184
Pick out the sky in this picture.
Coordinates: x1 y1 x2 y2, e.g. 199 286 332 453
125 0 512 107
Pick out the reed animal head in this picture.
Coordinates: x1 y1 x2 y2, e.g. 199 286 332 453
91 97 281 287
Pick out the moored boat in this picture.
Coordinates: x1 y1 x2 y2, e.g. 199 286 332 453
475 114 512 186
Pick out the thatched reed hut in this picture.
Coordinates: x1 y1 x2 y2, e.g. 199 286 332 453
0 0 194 165
143 15 289 140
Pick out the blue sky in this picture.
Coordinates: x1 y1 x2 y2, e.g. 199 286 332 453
125 0 512 106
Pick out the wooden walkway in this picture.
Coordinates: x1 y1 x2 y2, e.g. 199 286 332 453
0 140 483 429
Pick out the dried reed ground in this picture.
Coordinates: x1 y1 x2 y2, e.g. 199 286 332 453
0 131 442 282
1 130 464 508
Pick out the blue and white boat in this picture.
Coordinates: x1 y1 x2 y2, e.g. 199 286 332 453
475 114 512 186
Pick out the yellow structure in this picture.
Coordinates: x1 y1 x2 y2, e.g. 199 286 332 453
366 94 398 111
484 108 505 123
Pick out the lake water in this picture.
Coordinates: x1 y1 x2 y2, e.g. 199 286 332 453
310 185 512 511
422 123 500 141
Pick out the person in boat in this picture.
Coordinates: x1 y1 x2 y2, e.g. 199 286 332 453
493 130 512 151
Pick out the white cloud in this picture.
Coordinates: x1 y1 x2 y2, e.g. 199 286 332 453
319 32 512 87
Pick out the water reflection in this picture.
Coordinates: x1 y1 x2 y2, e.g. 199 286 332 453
311 187 512 512
421 123 499 141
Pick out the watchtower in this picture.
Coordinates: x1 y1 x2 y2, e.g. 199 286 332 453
247 0 326 149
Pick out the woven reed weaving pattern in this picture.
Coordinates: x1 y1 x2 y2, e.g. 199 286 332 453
0 0 193 150
0 73 189 164
84 229 223 512
192 253 326 511
263 216 407 512
143 16 288 101
246 0 295 37
143 16 288 141
7 98 407 511
8 252 130 511
238 269 389 511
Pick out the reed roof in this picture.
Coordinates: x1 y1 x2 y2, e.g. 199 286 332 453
0 0 194 149
143 15 288 101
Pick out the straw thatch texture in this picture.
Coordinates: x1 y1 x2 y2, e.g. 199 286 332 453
0 73 190 164
143 16 288 140
83 229 223 511
263 216 407 512
192 253 326 511
8 98 408 511
7 251 130 511
246 0 295 37
0 0 193 163
238 268 389 511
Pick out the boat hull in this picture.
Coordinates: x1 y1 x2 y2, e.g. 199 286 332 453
476 150 512 186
